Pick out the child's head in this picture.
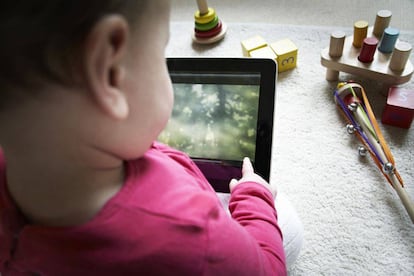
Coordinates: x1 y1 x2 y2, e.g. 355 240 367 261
0 0 173 161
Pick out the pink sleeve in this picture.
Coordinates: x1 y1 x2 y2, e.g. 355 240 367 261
203 182 286 276
152 142 286 274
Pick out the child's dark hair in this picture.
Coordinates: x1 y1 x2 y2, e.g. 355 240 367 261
0 1 145 109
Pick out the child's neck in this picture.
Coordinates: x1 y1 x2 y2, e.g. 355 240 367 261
1 91 126 227
5 144 125 227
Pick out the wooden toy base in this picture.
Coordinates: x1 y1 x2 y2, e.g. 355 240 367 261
321 29 413 85
192 23 227 44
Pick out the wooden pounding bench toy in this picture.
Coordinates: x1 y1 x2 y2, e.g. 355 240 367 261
192 0 227 44
321 10 413 86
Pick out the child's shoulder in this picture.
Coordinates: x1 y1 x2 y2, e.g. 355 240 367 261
124 141 213 196
110 142 221 227
150 141 187 157
148 141 204 179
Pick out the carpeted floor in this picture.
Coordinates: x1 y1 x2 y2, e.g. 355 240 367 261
171 0 414 30
166 22 414 275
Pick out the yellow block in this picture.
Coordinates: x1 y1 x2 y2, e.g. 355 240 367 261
249 46 278 62
241 35 268 57
270 38 298 72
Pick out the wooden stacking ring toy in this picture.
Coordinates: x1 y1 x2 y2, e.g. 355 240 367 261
192 0 227 44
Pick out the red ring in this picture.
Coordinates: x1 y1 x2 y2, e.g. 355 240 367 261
194 21 222 38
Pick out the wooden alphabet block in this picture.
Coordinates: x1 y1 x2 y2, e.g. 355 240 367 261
241 35 268 57
249 45 277 62
382 87 414 128
270 38 298 72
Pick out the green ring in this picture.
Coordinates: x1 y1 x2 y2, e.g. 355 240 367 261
195 16 219 31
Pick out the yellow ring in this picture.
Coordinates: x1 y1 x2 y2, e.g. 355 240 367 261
195 16 219 31
194 8 216 24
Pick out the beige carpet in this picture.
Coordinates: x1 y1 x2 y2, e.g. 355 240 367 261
171 0 414 30
166 22 414 275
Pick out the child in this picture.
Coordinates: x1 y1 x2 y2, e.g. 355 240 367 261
0 1 302 275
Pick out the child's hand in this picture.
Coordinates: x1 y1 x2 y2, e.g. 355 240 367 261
229 157 277 198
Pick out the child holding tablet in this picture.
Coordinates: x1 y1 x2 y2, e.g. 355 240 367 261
0 1 302 275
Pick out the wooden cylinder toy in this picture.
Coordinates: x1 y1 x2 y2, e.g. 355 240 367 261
378 27 399 53
358 37 378 63
353 20 368 48
373 10 392 38
196 0 209 14
329 31 346 57
389 41 412 71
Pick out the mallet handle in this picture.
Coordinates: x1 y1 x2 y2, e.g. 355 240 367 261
391 174 414 223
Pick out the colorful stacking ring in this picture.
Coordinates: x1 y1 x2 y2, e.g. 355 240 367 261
195 15 219 31
192 6 226 44
195 20 223 38
194 7 216 24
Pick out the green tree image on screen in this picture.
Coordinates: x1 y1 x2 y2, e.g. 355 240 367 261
158 83 259 161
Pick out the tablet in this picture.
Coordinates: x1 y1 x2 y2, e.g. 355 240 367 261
159 57 277 192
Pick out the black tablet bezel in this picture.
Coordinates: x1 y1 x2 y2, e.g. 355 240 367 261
166 57 276 192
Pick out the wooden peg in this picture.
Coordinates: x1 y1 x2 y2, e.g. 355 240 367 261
329 31 346 57
378 27 399 53
389 41 412 71
358 37 378 63
353 20 368 48
325 31 346 80
196 0 209 15
373 10 392 38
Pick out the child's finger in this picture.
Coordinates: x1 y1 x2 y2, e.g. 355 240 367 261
229 178 238 191
242 157 254 176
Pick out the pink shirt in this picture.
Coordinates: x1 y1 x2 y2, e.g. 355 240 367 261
0 142 286 275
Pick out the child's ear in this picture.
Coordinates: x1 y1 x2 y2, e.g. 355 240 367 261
83 15 129 120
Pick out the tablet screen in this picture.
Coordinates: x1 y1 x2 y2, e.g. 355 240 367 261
158 73 260 162
159 58 276 192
